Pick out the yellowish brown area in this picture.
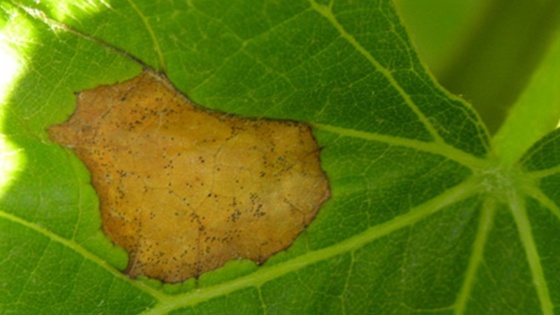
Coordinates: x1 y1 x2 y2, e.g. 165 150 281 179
49 70 330 283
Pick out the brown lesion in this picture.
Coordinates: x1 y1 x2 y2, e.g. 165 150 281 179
48 69 330 283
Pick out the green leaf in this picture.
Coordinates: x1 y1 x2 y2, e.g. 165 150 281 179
1 0 559 314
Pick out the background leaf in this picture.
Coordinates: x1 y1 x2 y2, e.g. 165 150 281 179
1 0 559 314
396 0 560 133
493 27 560 166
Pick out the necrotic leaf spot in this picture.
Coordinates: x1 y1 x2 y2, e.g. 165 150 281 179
48 70 330 283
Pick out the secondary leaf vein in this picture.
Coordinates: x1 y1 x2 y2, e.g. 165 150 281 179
509 191 554 315
313 122 487 169
126 0 166 71
522 183 560 223
454 198 496 315
308 0 444 144
0 209 167 301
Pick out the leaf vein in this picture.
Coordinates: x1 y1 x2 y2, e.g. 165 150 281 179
313 122 486 169
509 191 554 315
0 209 167 301
142 177 481 314
454 198 495 315
522 184 560 226
126 0 166 71
307 0 443 144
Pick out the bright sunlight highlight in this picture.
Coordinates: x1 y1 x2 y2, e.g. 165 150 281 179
0 7 31 197
37 0 111 23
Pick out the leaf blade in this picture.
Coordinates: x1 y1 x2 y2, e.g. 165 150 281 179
3 0 560 314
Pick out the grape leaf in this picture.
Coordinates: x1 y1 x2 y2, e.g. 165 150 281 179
1 0 559 314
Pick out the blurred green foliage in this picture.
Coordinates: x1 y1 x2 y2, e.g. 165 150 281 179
395 0 560 134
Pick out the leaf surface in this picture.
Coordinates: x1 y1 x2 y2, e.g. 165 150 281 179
1 0 559 314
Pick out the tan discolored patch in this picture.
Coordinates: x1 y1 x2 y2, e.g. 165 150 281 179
49 70 330 283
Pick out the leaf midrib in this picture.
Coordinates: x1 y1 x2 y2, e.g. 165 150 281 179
314 122 487 170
